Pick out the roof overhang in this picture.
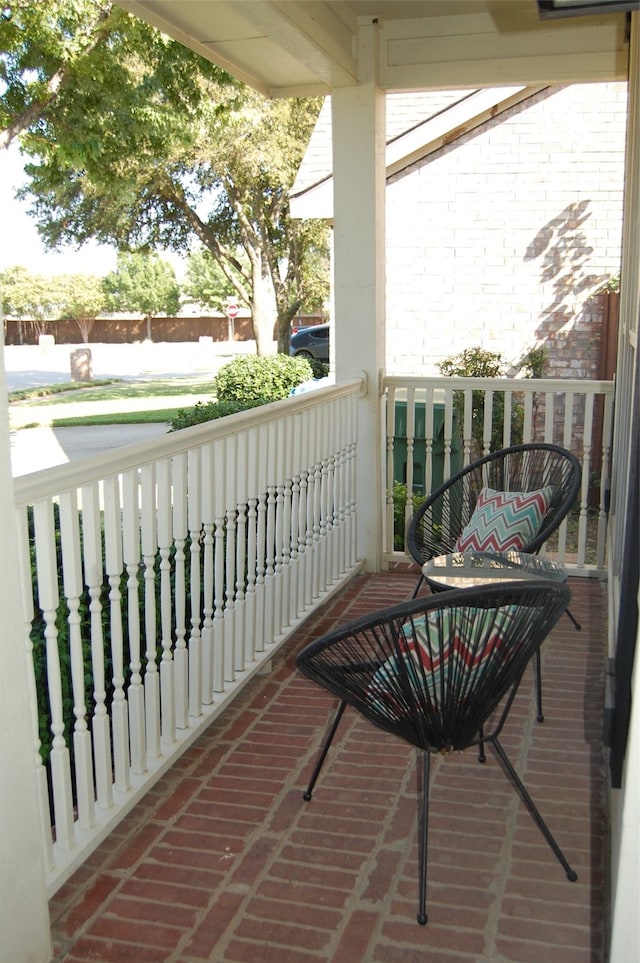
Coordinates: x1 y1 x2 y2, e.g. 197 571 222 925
119 1 631 98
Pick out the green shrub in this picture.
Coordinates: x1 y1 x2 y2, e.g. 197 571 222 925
308 359 330 379
169 397 269 432
169 354 314 432
438 346 524 454
214 353 313 405
392 481 426 551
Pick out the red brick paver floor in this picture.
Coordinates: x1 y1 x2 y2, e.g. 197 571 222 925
49 571 609 963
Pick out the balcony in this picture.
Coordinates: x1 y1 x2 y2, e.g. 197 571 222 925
48 569 608 962
12 374 612 959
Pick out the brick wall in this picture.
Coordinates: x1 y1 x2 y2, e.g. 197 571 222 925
386 83 627 379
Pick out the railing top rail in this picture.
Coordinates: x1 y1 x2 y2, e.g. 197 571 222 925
13 377 364 508
383 375 615 394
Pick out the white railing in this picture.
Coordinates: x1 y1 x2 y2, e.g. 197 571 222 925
14 380 362 896
382 376 614 575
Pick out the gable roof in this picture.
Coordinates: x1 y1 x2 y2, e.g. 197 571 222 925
290 86 542 219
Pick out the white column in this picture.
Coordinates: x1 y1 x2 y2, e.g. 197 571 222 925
332 17 386 572
608 16 640 963
0 327 51 959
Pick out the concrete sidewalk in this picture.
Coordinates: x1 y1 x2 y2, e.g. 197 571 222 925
3 340 255 391
10 423 170 476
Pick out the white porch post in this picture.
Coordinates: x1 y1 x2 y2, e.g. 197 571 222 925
608 14 640 962
0 329 51 961
331 18 386 572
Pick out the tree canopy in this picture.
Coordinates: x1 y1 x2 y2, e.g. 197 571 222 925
1 1 330 355
183 249 237 314
103 252 180 339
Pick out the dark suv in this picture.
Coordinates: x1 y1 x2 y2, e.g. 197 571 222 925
289 324 330 362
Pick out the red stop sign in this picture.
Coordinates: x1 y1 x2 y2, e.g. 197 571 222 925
226 302 239 319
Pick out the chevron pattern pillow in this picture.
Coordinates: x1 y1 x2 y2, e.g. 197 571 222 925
455 486 553 553
367 606 517 714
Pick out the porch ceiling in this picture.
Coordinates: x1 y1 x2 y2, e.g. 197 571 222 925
118 0 629 97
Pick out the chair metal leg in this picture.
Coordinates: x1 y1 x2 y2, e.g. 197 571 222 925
303 699 348 801
417 751 430 925
566 607 581 631
489 736 577 882
535 649 544 723
477 724 486 763
535 609 580 724
411 573 425 598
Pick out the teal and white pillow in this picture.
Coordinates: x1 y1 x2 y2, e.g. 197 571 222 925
367 606 517 714
455 486 553 553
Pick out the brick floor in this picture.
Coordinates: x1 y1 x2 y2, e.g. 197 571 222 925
49 571 609 963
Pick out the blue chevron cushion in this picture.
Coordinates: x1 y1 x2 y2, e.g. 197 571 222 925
455 486 553 553
367 606 518 715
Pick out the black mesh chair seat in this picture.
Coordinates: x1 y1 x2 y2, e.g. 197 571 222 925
406 442 582 582
406 442 582 723
297 581 576 925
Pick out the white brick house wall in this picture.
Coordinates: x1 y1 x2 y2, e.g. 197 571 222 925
385 83 628 378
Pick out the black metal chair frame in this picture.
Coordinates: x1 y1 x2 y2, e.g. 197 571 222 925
406 442 583 723
297 581 577 925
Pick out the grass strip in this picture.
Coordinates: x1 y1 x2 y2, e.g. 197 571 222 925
49 409 182 427
9 380 121 402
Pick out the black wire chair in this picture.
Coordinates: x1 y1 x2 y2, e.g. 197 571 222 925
407 442 582 722
296 581 577 925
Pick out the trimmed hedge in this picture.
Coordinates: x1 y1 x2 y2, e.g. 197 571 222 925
170 353 314 431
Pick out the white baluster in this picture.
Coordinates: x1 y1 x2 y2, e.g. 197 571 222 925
281 415 294 628
244 427 259 664
254 489 267 652
297 410 310 614
347 395 358 568
103 476 130 791
224 436 237 681
318 404 331 592
187 449 203 717
33 500 75 850
59 491 95 830
264 420 278 645
140 465 160 759
122 471 146 774
213 514 226 689
233 432 248 671
254 427 268 652
157 459 176 744
302 410 314 607
81 483 113 808
311 420 323 601
200 444 215 703
172 454 189 729
212 439 227 691
577 391 592 569
273 420 285 640
332 398 346 578
16 506 54 870
289 413 302 622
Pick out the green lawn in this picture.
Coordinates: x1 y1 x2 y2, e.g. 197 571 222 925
9 377 215 427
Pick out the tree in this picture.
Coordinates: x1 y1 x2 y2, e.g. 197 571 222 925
58 273 106 342
183 249 237 314
0 265 60 339
0 1 113 151
0 2 226 150
103 252 180 340
4 5 329 355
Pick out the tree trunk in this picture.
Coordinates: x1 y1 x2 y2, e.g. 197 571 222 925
249 260 278 356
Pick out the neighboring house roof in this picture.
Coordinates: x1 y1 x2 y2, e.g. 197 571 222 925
290 86 541 219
